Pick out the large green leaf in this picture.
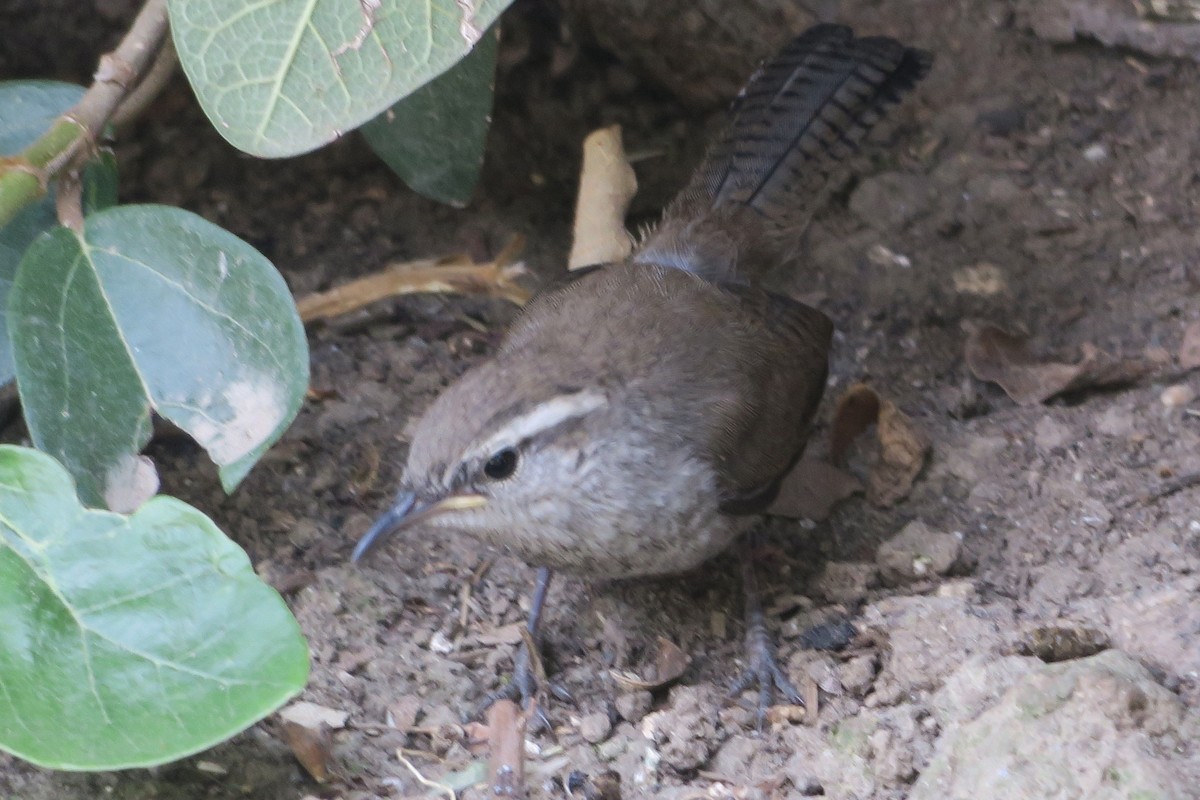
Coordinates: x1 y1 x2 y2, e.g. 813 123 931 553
9 205 308 508
0 445 309 770
362 24 498 206
0 81 119 385
168 0 515 158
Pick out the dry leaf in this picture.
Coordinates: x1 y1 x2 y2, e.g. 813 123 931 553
830 384 881 468
870 400 929 507
279 701 349 729
766 458 863 520
610 636 690 691
568 125 638 270
1181 320 1200 370
281 720 334 783
828 384 929 508
964 323 1149 405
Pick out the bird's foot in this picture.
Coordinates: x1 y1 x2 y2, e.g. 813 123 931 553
475 640 572 732
729 613 803 731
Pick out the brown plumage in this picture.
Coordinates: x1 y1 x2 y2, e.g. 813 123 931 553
354 23 932 715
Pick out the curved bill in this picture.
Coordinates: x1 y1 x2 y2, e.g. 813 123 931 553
351 491 487 563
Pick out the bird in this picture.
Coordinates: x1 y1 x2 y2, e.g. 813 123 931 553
353 23 932 722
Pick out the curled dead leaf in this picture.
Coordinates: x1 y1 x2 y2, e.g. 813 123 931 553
766 458 863 521
278 701 349 783
279 701 349 729
964 323 1149 405
610 636 690 691
871 400 929 507
829 384 929 508
569 125 638 270
281 720 334 783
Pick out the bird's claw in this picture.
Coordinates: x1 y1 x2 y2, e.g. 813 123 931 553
474 642 572 732
729 638 803 731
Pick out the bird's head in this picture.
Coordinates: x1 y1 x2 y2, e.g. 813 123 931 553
351 356 613 564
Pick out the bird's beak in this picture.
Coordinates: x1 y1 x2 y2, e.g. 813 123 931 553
351 490 487 563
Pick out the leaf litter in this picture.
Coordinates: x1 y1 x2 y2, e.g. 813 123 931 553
964 322 1150 405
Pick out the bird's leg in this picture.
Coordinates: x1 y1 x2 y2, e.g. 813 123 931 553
477 567 571 728
729 531 803 729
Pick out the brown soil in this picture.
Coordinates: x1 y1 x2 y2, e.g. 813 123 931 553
2 1 1198 798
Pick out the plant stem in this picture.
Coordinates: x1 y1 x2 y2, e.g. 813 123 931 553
0 0 171 229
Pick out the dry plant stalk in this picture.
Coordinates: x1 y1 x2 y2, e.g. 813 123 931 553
568 125 638 270
295 235 529 322
485 699 527 798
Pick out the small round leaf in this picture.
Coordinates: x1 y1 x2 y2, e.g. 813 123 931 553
0 445 309 770
10 204 309 508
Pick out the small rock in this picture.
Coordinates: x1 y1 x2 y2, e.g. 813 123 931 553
811 561 878 604
876 520 962 585
1034 415 1072 452
1082 142 1108 161
1019 625 1110 663
849 171 937 229
1096 405 1135 437
1076 497 1112 529
1161 384 1195 407
642 686 720 771
865 243 912 269
911 651 1193 800
579 711 612 744
614 690 653 723
839 654 878 696
952 263 1007 296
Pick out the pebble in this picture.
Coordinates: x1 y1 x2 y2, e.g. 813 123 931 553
579 711 613 744
1160 384 1195 407
876 520 963 585
1034 416 1072 452
840 654 878 695
615 690 653 723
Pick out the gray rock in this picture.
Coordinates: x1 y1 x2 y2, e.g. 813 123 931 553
849 172 938 230
876 520 962 585
911 650 1196 800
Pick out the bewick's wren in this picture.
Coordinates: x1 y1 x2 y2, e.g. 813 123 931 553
354 25 931 718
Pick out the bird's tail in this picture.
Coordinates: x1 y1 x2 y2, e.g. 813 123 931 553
635 24 932 283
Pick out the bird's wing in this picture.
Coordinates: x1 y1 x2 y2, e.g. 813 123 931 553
706 286 833 514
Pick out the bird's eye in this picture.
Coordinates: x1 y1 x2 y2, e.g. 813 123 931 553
483 448 519 480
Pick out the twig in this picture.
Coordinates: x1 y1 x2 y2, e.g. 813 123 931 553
54 169 84 233
485 700 527 798
295 236 529 321
1117 471 1200 509
0 0 170 228
111 36 178 128
395 750 457 800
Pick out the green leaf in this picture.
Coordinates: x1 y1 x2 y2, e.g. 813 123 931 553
0 81 119 386
362 24 498 206
9 205 309 508
167 0 515 158
0 445 309 770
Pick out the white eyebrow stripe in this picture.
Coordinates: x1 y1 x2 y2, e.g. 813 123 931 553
473 390 608 459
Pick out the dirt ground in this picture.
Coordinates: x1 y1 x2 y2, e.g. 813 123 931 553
2 0 1199 798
